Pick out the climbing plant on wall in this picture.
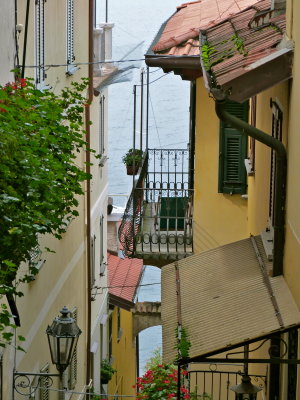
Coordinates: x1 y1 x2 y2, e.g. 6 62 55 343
0 77 91 348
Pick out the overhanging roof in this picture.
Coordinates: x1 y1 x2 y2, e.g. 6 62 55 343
161 236 300 363
145 0 267 80
108 253 143 311
200 1 293 102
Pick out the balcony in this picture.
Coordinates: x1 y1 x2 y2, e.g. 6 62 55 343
118 148 193 266
186 366 266 400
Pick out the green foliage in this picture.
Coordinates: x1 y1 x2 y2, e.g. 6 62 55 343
0 77 91 347
122 148 143 166
0 304 25 350
231 34 247 56
201 43 217 72
135 363 190 400
175 326 191 361
100 359 116 383
144 347 162 372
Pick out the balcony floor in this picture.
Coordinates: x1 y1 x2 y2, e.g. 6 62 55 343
135 202 193 266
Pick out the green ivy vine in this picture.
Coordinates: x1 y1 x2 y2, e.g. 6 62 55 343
174 325 191 362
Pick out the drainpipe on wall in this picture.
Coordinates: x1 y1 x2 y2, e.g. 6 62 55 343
85 0 94 388
214 95 287 277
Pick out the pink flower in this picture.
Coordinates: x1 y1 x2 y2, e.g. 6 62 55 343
181 370 188 376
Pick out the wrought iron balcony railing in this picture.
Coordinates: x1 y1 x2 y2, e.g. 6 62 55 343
118 148 193 265
186 366 266 400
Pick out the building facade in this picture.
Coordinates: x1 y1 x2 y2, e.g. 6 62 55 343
0 1 113 398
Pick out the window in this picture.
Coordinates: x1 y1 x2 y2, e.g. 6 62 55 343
245 96 257 175
91 235 96 287
66 0 76 75
108 314 113 361
269 99 283 227
35 0 46 87
99 95 105 156
218 100 249 194
100 215 105 276
68 308 78 390
117 307 122 341
28 244 45 277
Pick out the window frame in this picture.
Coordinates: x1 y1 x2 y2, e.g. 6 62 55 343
35 0 46 88
269 99 283 227
100 215 105 276
66 0 77 75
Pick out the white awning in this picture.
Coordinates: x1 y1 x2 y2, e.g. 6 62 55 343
161 237 300 363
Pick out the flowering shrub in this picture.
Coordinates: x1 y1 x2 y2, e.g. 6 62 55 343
134 363 190 400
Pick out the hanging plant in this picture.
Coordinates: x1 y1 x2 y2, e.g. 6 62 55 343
122 148 143 175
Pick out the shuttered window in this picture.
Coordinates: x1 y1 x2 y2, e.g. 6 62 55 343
218 100 249 194
68 308 78 390
100 215 105 276
99 95 105 156
35 0 46 86
66 0 75 75
91 235 96 286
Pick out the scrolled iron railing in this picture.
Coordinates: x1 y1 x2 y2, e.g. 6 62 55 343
186 368 266 400
118 148 193 258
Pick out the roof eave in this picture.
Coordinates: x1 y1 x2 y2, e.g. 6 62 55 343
108 293 135 311
215 48 293 103
185 322 300 364
145 54 202 80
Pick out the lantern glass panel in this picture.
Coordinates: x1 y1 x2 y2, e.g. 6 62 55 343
58 337 73 365
47 334 58 364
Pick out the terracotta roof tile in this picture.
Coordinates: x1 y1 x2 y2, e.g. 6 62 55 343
151 0 269 56
204 2 286 87
108 253 143 304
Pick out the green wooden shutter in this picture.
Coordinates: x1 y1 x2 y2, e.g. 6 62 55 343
218 100 249 194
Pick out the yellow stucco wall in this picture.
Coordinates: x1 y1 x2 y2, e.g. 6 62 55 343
108 307 137 398
284 0 300 311
193 78 248 254
2 1 109 398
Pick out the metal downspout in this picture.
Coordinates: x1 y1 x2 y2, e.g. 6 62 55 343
85 0 94 388
21 0 30 78
215 99 287 277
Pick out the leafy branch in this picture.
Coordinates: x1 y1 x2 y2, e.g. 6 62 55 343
0 77 92 347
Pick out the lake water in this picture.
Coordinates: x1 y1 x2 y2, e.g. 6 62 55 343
96 0 190 375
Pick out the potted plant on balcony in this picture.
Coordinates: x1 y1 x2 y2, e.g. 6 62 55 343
100 359 116 384
122 148 143 175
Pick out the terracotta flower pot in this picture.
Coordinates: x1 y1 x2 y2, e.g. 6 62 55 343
126 164 139 175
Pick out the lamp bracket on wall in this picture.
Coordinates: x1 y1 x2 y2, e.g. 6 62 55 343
13 371 59 397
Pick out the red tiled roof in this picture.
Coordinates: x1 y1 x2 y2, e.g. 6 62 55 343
151 0 268 56
108 253 143 306
201 0 291 101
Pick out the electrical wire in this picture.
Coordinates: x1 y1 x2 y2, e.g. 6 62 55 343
97 282 160 290
92 282 161 297
149 93 162 149
136 71 171 86
25 383 137 397
18 54 198 70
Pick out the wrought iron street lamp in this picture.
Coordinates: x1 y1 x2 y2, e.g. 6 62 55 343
46 306 82 374
230 374 262 400
14 306 82 397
